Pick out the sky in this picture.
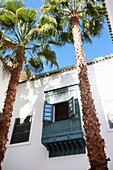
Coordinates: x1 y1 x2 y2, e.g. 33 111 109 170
24 0 113 72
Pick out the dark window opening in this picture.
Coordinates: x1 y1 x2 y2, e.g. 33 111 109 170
54 101 69 121
10 115 32 144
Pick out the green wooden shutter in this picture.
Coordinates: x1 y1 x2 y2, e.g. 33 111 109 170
10 115 32 144
43 103 53 122
75 99 80 115
68 97 75 118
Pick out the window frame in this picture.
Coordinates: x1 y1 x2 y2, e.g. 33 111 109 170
8 115 33 147
43 85 80 123
10 115 32 145
103 99 113 132
54 100 69 121
43 98 80 123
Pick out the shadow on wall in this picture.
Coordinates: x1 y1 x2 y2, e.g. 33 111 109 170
13 70 78 120
9 70 77 162
1 63 11 80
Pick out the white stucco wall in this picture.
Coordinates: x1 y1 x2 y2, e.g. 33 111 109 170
105 0 113 32
88 57 113 170
0 60 10 113
1 56 113 170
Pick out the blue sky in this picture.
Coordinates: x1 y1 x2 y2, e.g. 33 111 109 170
24 0 113 72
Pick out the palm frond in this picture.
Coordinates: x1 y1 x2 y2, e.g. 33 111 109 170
0 0 60 80
81 16 104 40
28 57 44 73
44 50 59 68
37 50 58 68
47 39 62 46
59 30 73 44
0 9 16 28
41 0 105 44
2 0 25 14
82 31 92 43
24 63 31 81
41 3 56 14
85 1 105 17
27 28 39 42
40 14 57 26
0 30 4 39
3 39 16 49
38 23 58 37
16 7 37 23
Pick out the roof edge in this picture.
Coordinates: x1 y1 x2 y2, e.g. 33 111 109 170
19 53 113 84
102 0 113 43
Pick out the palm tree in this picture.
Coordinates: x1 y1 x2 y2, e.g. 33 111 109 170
41 0 108 169
0 0 60 169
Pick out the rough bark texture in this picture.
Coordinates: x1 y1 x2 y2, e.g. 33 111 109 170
0 47 25 170
70 11 108 170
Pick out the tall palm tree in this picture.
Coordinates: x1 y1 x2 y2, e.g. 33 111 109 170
41 0 108 169
0 0 60 169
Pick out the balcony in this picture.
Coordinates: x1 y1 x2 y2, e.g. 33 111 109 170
42 86 85 157
42 117 85 157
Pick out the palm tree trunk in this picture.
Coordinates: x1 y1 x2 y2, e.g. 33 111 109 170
0 48 25 170
70 11 108 170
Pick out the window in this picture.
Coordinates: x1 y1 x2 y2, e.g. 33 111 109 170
108 114 113 129
43 97 79 122
43 85 80 123
104 100 113 129
10 115 32 144
55 97 79 121
55 101 68 121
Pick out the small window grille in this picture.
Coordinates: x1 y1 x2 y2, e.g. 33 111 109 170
10 115 32 144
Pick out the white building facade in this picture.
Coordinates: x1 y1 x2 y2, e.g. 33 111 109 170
1 54 113 170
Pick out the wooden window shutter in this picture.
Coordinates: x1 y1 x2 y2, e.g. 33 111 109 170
10 115 32 144
43 103 53 122
75 99 80 115
68 97 75 118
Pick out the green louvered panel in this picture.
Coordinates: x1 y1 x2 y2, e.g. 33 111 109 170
10 115 32 144
68 97 75 118
72 118 81 130
42 118 84 143
52 120 71 134
43 124 51 136
75 99 80 115
43 103 53 122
